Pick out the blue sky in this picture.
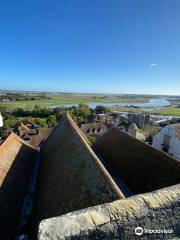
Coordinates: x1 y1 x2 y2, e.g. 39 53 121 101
0 0 180 95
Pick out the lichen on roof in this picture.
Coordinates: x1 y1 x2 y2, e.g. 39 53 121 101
30 113 123 235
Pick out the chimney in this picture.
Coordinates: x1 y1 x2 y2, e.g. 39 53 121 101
36 128 40 135
128 123 138 138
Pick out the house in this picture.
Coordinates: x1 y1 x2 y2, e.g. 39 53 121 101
29 127 53 147
128 113 150 128
80 122 108 136
13 122 37 139
13 121 53 147
152 123 180 160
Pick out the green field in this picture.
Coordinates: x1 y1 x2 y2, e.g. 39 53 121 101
108 106 145 113
108 106 180 116
0 94 149 110
151 107 180 116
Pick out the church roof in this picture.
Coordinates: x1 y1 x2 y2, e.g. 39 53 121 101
0 132 38 239
93 127 180 195
37 125 180 239
31 113 123 233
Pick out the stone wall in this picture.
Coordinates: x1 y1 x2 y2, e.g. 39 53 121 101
38 184 180 240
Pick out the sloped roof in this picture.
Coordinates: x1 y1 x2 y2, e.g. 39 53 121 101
0 132 37 184
93 127 180 194
0 133 38 240
14 122 30 132
30 128 53 147
31 113 123 233
20 122 30 131
171 123 180 139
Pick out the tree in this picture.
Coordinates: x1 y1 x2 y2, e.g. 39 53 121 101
0 105 6 113
0 127 5 137
143 125 159 143
94 105 107 114
23 117 33 124
53 107 66 121
69 104 90 125
77 104 90 119
34 117 41 125
46 115 57 127
87 134 98 145
14 108 25 117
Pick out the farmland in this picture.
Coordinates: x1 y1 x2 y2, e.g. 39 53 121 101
108 106 180 116
0 92 149 110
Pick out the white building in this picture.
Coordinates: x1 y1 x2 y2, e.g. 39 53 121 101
152 124 180 160
0 112 3 127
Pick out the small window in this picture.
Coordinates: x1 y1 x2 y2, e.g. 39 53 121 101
86 129 90 134
92 128 96 133
97 127 101 132
163 135 171 147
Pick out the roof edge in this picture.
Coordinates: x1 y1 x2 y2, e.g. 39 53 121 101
0 132 37 151
66 112 125 200
94 126 180 165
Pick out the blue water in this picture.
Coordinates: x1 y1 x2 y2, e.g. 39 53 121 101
52 98 170 109
88 98 170 108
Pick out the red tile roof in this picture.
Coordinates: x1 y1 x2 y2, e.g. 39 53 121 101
30 128 53 147
0 132 37 239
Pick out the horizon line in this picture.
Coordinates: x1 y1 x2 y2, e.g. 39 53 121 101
0 89 179 97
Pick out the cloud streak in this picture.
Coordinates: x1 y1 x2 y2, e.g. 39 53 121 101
150 63 159 67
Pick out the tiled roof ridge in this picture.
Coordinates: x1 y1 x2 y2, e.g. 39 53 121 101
0 132 37 151
65 112 125 199
21 122 30 131
66 112 90 144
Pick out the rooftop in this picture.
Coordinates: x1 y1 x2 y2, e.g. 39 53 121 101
93 127 180 194
0 132 37 239
30 113 123 235
1 114 180 239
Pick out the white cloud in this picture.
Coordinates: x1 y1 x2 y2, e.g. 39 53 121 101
150 63 159 67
